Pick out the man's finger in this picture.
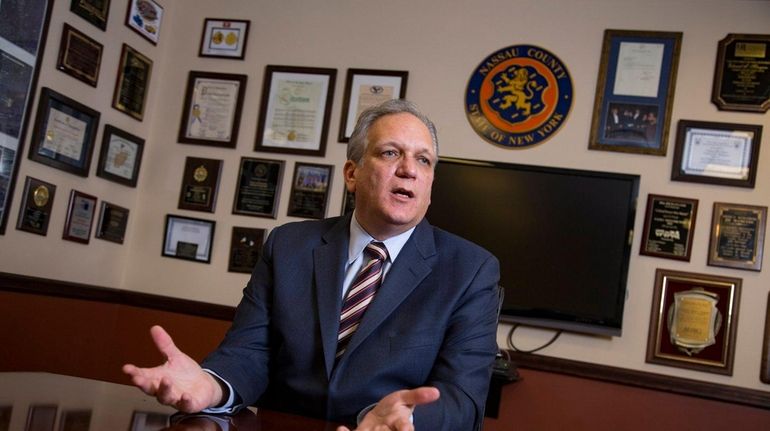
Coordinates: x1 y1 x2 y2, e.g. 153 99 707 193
150 325 182 360
391 386 440 407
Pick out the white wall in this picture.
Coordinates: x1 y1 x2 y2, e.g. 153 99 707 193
2 0 769 393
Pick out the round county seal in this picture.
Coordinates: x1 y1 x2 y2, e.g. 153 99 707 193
465 44 573 149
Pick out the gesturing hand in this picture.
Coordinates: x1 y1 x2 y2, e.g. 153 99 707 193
122 325 223 413
336 387 440 431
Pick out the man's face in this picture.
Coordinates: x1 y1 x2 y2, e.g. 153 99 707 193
343 112 437 239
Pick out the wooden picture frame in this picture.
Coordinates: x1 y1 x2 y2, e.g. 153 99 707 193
96 125 144 187
70 0 111 31
162 214 215 263
15 176 56 236
228 226 265 273
178 71 247 148
95 201 129 244
125 0 163 45
63 189 97 244
254 65 336 157
56 23 103 87
232 157 284 218
112 44 152 121
338 68 408 142
646 268 741 376
708 202 767 271
177 156 222 213
712 33 770 113
198 18 250 59
588 29 682 156
639 194 698 261
287 162 333 219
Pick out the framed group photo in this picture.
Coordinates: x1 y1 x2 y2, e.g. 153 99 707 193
708 202 767 271
639 194 698 261
287 162 333 219
178 71 247 148
338 68 408 142
96 125 144 187
162 214 215 263
198 18 250 59
125 0 163 45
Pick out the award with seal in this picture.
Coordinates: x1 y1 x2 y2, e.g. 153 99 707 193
178 157 222 213
712 34 770 113
232 157 284 218
15 177 56 236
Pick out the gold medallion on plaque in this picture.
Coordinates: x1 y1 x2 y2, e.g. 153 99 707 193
193 165 208 183
33 185 50 207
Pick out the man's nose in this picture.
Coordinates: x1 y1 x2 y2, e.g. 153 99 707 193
395 156 417 178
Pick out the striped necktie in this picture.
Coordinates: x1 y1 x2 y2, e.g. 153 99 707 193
336 241 388 360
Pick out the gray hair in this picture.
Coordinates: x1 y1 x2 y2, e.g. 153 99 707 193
347 99 439 165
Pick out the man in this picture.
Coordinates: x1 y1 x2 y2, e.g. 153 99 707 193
123 99 501 430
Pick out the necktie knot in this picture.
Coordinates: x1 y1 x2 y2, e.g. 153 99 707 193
365 241 388 263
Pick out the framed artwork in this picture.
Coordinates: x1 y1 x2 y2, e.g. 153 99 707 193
588 29 682 156
762 292 770 384
228 226 265 273
712 33 770 113
96 124 144 187
162 214 215 263
178 71 247 148
28 87 100 177
125 0 163 45
70 0 111 31
25 404 57 431
198 18 250 59
338 68 408 142
15 176 56 236
129 411 169 431
95 201 129 244
708 202 767 271
254 65 337 157
232 157 284 218
646 268 741 376
112 44 152 121
56 23 103 87
639 194 698 261
177 156 222 213
63 189 97 244
671 119 762 188
287 162 333 219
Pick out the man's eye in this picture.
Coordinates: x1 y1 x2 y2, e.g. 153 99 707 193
418 157 431 166
382 150 397 157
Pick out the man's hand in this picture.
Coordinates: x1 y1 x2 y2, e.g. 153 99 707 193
336 387 440 431
122 325 223 413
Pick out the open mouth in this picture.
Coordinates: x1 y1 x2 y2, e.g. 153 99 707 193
392 188 414 198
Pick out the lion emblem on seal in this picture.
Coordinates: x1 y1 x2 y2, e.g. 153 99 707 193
488 65 547 124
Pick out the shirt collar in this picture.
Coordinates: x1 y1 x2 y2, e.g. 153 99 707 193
348 211 415 265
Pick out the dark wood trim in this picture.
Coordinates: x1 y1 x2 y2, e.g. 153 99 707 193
507 350 770 410
0 272 235 321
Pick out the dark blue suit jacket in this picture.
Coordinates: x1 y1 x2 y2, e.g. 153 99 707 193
202 215 500 429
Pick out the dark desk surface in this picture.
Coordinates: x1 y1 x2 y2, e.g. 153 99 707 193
0 372 339 431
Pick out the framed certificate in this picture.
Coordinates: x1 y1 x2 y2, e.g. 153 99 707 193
198 18 250 59
639 194 698 261
56 23 103 87
28 87 100 177
589 29 682 156
646 268 741 376
70 0 111 31
63 189 97 244
95 201 129 244
112 44 152 121
338 68 408 142
125 0 163 45
228 226 265 273
287 162 333 219
15 176 56 236
178 71 247 148
712 34 770 113
708 202 767 271
96 125 144 187
671 120 762 188
254 65 337 157
232 157 284 218
177 156 222 213
162 214 215 263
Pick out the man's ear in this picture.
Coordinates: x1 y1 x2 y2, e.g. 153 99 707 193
343 160 357 192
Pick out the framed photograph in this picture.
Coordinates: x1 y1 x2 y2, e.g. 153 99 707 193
129 411 169 431
232 157 284 218
287 162 333 219
96 124 144 187
588 29 682 156
178 71 247 148
639 194 698 261
254 65 337 157
178 156 222 213
708 202 767 271
198 18 250 59
162 214 215 263
341 188 355 216
228 226 265 273
56 23 103 87
25 405 57 431
15 176 56 236
28 87 100 177
70 0 111 31
95 201 129 244
338 68 408 142
762 292 770 384
58 410 91 431
125 0 163 45
646 268 741 376
712 33 770 113
113 44 152 121
671 119 762 188
63 189 97 244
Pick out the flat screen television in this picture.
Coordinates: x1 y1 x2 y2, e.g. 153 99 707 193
426 157 639 337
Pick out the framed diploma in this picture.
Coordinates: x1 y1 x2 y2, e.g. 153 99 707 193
646 268 741 376
338 68 408 142
63 189 97 244
95 201 129 244
15 176 56 236
199 18 250 60
228 226 265 273
28 87 100 177
671 120 762 188
178 71 247 148
287 162 333 219
708 202 767 271
762 292 770 384
232 157 284 218
589 29 682 156
125 0 163 45
712 34 770 113
96 125 144 187
254 65 337 157
178 156 222 213
56 23 103 87
70 0 111 31
112 44 152 121
162 214 215 263
639 194 698 261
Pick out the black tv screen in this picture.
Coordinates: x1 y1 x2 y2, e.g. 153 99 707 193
426 157 639 336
